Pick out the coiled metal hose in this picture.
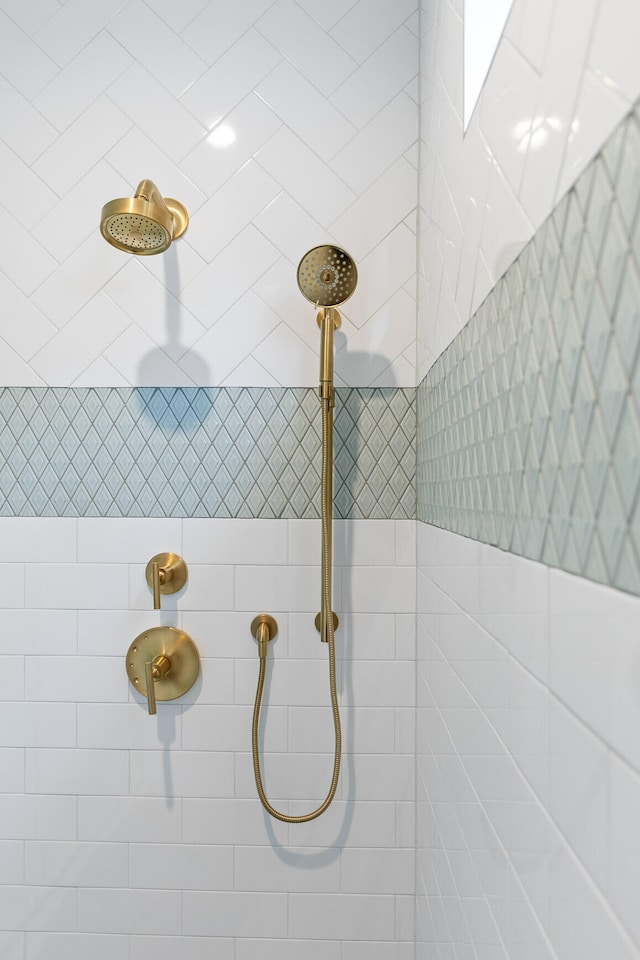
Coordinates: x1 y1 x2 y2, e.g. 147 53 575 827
251 394 342 823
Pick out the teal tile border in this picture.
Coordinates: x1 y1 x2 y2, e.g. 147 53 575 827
417 101 640 596
0 386 415 520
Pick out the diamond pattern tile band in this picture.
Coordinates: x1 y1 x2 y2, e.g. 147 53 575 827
0 387 415 520
418 102 640 596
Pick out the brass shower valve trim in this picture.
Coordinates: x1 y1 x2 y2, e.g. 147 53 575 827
145 552 187 609
126 626 200 716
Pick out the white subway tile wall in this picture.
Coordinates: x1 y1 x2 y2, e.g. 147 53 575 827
416 522 640 958
0 517 415 957
0 0 418 388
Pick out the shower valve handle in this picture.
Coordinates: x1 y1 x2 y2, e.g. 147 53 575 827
144 655 171 715
145 553 187 609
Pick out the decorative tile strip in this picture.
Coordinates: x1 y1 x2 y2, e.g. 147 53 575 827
418 102 640 596
0 386 415 520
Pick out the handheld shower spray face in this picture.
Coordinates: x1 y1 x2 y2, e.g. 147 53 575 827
297 245 357 391
297 244 358 307
100 180 189 255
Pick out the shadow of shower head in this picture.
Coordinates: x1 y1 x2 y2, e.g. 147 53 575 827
100 179 188 255
297 245 357 307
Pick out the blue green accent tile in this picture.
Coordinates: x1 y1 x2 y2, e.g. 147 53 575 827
417 103 640 597
0 386 415 520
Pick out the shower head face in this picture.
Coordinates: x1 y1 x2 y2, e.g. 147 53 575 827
297 245 357 306
100 181 188 255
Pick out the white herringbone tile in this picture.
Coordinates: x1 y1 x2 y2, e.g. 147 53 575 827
256 0 357 96
255 127 357 228
181 94 281 196
107 0 208 98
0 75 57 164
255 60 357 161
180 29 281 131
0 0 419 387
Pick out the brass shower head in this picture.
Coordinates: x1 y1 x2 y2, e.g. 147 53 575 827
297 245 357 306
100 179 188 255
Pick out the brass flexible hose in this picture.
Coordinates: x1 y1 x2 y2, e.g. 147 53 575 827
251 395 342 823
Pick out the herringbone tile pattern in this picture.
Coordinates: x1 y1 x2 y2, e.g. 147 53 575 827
0 0 419 389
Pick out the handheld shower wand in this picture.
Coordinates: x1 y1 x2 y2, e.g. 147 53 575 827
251 245 357 823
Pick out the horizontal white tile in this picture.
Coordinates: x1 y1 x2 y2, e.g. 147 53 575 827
234 657 342 707
183 518 287 564
288 706 396 754
285 799 397 848
182 797 290 846
0 932 23 960
347 660 415 707
0 703 76 747
234 749 344 802
236 941 340 960
0 840 24 884
341 848 415 894
25 841 128 887
27 933 129 960
77 609 160 656
77 703 182 751
25 656 125 702
25 748 129 795
130 750 235 798
78 796 182 843
0 657 24 701
234 844 340 892
77 518 182 563
0 748 25 793
289 519 397 566
130 842 233 890
181 704 286 752
0 885 76 932
0 794 76 840
289 892 396 940
343 565 415 612
183 891 287 937
130 936 233 960
25 562 129 609
79 888 181 935
342 754 414 801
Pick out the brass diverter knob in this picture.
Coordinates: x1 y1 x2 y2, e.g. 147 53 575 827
126 626 200 715
145 552 187 609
